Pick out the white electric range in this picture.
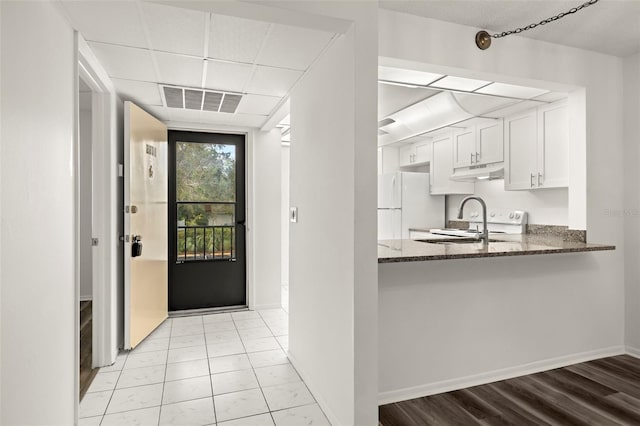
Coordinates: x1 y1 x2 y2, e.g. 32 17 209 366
430 208 528 237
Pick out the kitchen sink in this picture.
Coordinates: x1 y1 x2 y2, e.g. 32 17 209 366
417 238 500 244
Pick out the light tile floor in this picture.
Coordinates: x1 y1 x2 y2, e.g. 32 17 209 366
80 309 330 426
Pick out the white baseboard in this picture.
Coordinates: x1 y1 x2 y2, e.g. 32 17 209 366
626 346 640 358
287 351 341 426
253 303 283 311
378 345 625 405
80 295 93 302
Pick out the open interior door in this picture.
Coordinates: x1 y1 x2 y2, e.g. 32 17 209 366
124 101 168 349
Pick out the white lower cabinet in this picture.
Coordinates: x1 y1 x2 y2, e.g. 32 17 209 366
430 132 474 195
504 100 568 190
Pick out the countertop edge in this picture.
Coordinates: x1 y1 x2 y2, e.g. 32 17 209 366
378 244 616 264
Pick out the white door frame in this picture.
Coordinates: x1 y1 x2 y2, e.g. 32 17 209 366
77 35 119 369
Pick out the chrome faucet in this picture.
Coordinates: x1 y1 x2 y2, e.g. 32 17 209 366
457 196 489 245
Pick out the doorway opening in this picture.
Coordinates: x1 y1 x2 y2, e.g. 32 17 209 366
78 75 97 399
168 130 247 312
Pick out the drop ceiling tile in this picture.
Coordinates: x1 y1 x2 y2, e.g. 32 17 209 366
209 14 270 64
476 83 548 99
204 61 253 93
169 109 203 123
144 105 172 122
61 1 148 48
245 66 302 97
236 94 281 115
430 76 491 92
256 25 334 71
112 79 163 106
200 111 267 128
140 2 206 57
88 42 156 82
155 52 203 88
378 67 443 86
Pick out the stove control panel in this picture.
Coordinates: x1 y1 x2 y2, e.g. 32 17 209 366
468 209 527 225
468 209 528 234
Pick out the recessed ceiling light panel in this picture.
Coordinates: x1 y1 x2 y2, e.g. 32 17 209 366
378 66 443 86
429 76 491 92
476 82 548 99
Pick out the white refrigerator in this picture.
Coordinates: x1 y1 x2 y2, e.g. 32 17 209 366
378 172 445 240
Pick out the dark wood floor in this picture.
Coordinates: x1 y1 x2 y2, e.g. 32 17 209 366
79 301 98 400
379 355 640 426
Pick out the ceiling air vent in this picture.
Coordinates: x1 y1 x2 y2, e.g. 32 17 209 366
161 85 242 114
163 87 184 108
378 118 396 128
220 94 242 113
184 89 203 110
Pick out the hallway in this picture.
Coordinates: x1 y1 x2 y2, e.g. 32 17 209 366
79 309 329 425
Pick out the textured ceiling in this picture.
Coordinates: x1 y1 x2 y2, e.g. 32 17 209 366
379 0 640 57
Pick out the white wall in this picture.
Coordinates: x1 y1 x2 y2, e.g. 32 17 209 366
79 103 93 300
281 144 290 290
1 2 76 424
448 181 569 226
252 129 282 309
378 9 625 403
290 31 356 425
624 52 640 352
288 3 378 425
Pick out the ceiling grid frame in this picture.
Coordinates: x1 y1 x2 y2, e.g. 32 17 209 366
60 0 341 128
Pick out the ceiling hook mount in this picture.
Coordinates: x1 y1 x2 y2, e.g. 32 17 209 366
475 31 492 50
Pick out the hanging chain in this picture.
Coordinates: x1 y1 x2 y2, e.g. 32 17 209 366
491 0 600 39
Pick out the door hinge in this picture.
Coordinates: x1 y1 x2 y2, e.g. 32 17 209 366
91 237 99 247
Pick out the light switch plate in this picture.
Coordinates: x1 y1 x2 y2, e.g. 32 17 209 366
290 207 298 223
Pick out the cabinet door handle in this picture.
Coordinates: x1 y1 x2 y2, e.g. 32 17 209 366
470 153 474 164
530 173 535 187
476 152 480 163
538 172 543 186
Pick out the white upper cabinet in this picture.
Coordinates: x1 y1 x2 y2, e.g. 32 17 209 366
399 139 431 167
399 144 413 167
379 146 400 175
453 128 475 168
430 132 474 195
453 119 504 168
537 101 569 188
414 140 431 164
505 110 538 190
476 120 504 165
504 100 568 190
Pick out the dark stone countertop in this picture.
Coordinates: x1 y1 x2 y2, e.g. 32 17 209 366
378 233 615 263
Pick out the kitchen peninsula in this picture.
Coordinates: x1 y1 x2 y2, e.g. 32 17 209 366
378 233 615 263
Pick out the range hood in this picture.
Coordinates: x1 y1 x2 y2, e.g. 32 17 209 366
450 163 504 181
378 91 517 145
